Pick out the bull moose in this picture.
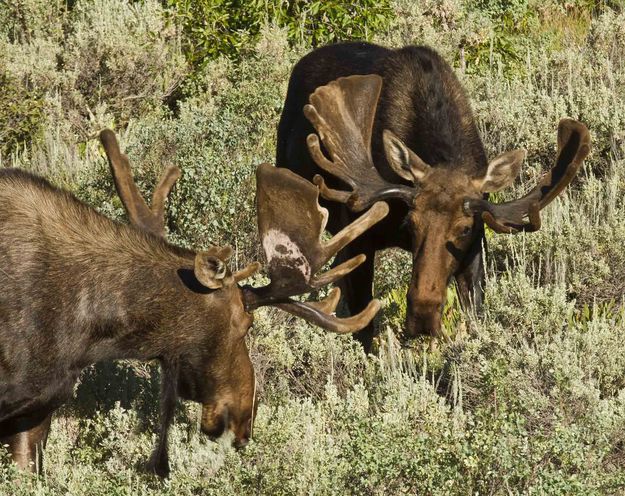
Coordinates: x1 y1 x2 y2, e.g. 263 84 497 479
277 42 591 351
0 130 388 476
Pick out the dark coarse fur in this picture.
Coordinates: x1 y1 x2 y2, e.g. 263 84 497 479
278 42 487 236
276 42 488 349
0 168 250 473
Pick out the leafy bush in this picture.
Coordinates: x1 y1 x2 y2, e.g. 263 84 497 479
0 68 46 157
109 35 294 257
0 0 188 145
166 0 392 68
0 0 67 43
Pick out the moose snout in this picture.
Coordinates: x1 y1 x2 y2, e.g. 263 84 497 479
200 404 252 449
405 303 443 338
233 433 250 450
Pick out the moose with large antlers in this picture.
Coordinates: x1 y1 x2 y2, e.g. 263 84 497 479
277 42 591 350
0 130 387 476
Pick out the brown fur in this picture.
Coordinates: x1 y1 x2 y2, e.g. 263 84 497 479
0 155 387 477
0 169 255 475
278 44 589 349
404 168 479 334
277 43 490 348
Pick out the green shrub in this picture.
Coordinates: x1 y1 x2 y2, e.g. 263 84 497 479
0 68 46 157
61 0 187 135
2 1 625 494
0 0 67 43
166 0 392 69
0 0 188 143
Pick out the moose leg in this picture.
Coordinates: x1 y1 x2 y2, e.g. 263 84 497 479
147 359 178 478
455 231 486 312
0 412 53 474
335 243 376 353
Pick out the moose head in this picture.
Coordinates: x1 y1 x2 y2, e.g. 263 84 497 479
302 75 591 339
99 130 388 475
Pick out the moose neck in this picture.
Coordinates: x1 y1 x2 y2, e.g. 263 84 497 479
10 180 204 367
72 240 205 366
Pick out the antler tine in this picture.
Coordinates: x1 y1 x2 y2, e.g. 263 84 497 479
151 166 182 223
465 119 591 234
99 129 181 237
276 298 381 334
311 254 366 288
306 287 341 314
304 75 416 211
320 202 388 264
233 262 261 283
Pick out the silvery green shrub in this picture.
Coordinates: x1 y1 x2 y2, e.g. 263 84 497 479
2 1 625 494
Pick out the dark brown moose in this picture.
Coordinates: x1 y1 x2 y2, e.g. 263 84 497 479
277 42 591 351
0 130 388 476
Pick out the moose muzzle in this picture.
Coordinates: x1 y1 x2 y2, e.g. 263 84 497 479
405 302 444 338
200 403 252 449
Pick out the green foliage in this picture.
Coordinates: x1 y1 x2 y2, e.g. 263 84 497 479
382 282 464 343
60 0 187 134
0 0 187 144
0 68 46 157
441 0 622 76
109 45 291 256
0 0 67 42
166 0 392 68
382 285 408 330
471 0 533 21
456 0 538 75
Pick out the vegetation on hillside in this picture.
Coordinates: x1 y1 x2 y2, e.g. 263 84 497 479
1 0 625 494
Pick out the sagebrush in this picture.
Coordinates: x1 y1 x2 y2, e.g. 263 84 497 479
1 0 625 494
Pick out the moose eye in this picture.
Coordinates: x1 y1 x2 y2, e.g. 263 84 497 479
458 226 473 238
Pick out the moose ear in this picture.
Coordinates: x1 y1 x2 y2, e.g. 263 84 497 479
383 130 431 183
194 252 227 289
476 149 526 193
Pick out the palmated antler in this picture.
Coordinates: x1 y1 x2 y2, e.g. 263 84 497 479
304 75 417 211
464 119 591 233
99 129 181 237
243 163 389 334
